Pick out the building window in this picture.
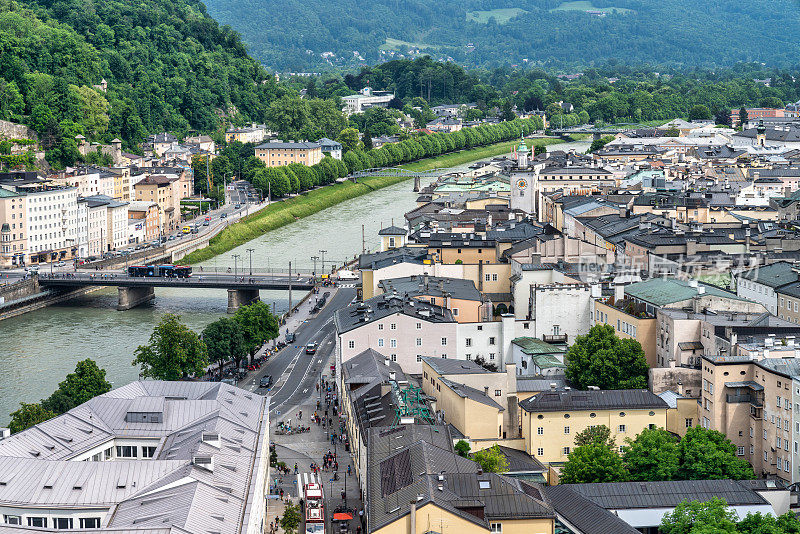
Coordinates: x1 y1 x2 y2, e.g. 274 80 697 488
390 339 397 348
489 353 496 360
495 390 502 396
685 418 693 428
116 445 137 458
390 323 396 330
27 518 47 528
537 427 544 435
391 354 397 362
489 337 496 345
490 523 502 534
378 324 383 330
564 426 570 434
465 338 472 347
441 338 447 346
416 338 422 346
4 516 21 526
416 355 422 362
80 518 101 529
537 448 543 456
619 425 626 433
465 354 471 360
142 446 157 458
54 519 73 530
416 322 422 329
563 447 570 455
377 339 384 347
453 308 459 316
348 340 355 349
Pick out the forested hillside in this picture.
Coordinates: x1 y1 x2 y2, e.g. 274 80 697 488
202 0 800 71
0 0 286 166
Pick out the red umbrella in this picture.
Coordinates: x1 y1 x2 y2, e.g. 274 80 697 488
333 513 353 521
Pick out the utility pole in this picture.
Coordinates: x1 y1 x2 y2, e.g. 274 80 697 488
311 255 319 278
288 261 292 311
361 224 365 255
319 249 327 274
232 254 240 277
246 248 254 275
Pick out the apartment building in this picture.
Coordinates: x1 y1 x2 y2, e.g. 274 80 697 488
421 357 519 441
24 186 80 264
0 189 26 267
0 381 270 534
520 389 668 465
736 261 799 315
342 88 394 115
132 173 183 233
593 296 657 367
127 201 160 243
334 293 457 375
225 124 267 144
701 354 800 484
254 141 323 167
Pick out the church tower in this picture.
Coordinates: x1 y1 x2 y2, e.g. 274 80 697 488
516 136 530 168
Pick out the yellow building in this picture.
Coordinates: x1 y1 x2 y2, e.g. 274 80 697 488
367 424 555 534
593 298 657 367
519 389 668 464
254 140 323 167
659 390 698 438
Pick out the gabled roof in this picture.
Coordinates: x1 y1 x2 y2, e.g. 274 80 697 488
544 485 641 534
378 225 407 236
519 389 667 413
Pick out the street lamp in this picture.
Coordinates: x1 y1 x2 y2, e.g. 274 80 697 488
311 255 319 278
319 249 327 274
232 254 240 277
246 248 254 276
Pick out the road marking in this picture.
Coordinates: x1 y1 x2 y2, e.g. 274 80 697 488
303 388 308 394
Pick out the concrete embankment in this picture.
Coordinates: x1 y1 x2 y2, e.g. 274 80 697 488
0 278 99 321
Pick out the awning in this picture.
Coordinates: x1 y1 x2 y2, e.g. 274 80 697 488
332 513 353 521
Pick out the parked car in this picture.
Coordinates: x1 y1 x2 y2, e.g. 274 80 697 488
285 332 296 343
220 212 228 219
259 375 273 388
234 203 241 209
305 342 318 355
55 261 65 267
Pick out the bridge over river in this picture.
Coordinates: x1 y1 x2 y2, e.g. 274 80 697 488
38 271 316 312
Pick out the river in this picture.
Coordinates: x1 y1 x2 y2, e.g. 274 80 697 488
0 139 589 425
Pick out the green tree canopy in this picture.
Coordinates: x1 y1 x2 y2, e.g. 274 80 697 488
8 403 56 434
455 440 471 457
41 359 112 414
564 324 649 390
622 427 680 482
202 317 247 371
574 424 615 448
660 498 738 534
233 301 279 358
677 427 754 481
559 441 628 484
472 445 508 473
132 313 208 380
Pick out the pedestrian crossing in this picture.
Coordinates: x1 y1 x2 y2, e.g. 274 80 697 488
296 471 320 495
338 283 356 288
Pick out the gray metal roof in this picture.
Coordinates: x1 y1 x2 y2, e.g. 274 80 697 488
544 485 640 534
0 381 268 534
519 389 668 413
334 294 455 334
421 357 490 376
438 377 505 411
378 275 482 302
564 479 769 509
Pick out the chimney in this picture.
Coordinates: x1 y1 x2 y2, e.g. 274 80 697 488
484 386 489 396
677 380 684 396
389 371 396 381
409 501 416 534
614 283 625 303
697 286 705 295
385 357 391 366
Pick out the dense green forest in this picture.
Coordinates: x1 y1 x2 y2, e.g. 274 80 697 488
202 0 800 71
295 58 800 124
0 0 287 166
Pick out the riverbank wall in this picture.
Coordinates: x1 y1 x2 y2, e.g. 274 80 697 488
0 278 100 321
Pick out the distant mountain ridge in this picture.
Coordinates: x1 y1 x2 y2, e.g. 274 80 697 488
201 0 800 71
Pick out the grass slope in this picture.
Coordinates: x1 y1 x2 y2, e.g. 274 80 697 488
466 8 526 24
183 137 568 263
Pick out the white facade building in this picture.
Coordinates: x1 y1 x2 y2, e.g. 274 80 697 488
25 187 79 262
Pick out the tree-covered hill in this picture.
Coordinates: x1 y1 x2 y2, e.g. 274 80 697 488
201 0 800 71
0 0 287 166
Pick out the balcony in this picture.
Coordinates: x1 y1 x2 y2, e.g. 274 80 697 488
542 334 568 344
727 394 763 407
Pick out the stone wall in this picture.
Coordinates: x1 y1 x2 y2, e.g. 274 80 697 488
0 277 40 303
0 120 37 141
